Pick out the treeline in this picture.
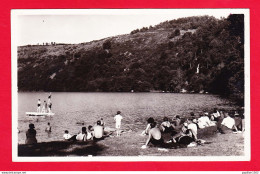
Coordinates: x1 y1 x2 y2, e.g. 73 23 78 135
18 14 244 105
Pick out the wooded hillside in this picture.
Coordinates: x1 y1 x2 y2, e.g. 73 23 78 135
18 14 244 105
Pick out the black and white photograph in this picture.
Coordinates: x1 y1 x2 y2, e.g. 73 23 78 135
11 9 250 161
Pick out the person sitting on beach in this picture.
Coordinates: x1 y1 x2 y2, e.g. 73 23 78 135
186 119 198 141
37 99 41 113
168 121 198 147
197 112 212 129
172 115 182 128
233 110 243 131
114 111 123 137
86 125 94 140
219 112 239 134
76 127 88 141
63 130 72 140
141 117 155 135
25 123 37 144
160 117 174 133
45 122 52 132
93 120 104 141
211 108 221 121
142 122 164 148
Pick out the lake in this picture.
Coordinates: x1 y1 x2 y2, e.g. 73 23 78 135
17 92 237 144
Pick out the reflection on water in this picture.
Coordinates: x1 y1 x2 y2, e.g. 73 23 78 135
17 92 235 144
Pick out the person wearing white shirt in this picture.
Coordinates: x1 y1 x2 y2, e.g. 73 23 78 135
197 114 211 129
187 120 198 140
219 112 239 133
63 130 72 140
114 111 123 136
221 113 238 129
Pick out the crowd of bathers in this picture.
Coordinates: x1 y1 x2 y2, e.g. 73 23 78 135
37 93 52 113
24 108 244 150
24 111 124 144
141 108 244 149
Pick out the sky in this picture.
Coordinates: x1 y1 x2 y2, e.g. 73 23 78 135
12 9 241 46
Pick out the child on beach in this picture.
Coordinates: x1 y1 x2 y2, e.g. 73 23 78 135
114 111 123 136
63 130 72 140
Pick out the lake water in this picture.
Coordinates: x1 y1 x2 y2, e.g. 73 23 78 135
17 92 236 144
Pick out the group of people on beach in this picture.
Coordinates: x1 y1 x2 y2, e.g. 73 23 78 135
25 105 244 151
25 111 123 144
37 93 52 113
62 111 123 142
141 108 244 149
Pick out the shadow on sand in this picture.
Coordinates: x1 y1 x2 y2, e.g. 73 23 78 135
18 141 107 157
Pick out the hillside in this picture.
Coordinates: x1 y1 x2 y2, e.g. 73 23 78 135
17 15 244 104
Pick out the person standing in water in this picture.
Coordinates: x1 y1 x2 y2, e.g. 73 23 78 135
45 122 52 132
47 93 52 113
114 111 123 137
37 99 41 113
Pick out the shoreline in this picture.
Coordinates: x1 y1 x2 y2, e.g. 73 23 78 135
18 126 244 157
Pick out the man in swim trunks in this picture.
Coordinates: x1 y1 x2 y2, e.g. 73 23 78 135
37 99 41 113
143 122 164 148
47 93 52 113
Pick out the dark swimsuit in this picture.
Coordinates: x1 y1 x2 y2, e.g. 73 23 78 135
150 137 164 146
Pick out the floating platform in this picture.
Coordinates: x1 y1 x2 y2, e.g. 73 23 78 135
25 112 55 116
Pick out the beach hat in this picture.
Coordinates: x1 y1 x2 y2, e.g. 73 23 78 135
204 112 209 116
29 123 35 129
